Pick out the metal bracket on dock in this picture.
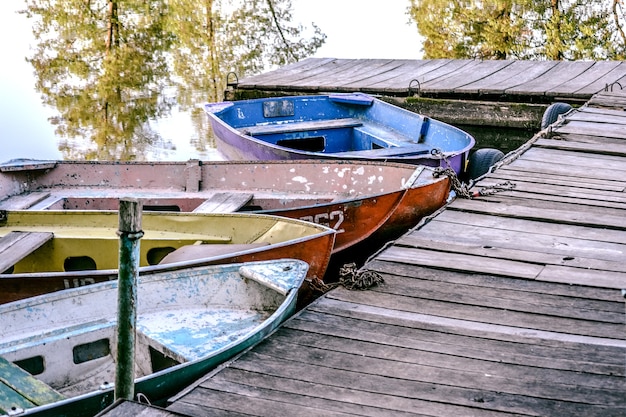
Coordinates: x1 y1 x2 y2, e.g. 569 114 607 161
226 72 239 88
605 81 623 92
408 79 421 97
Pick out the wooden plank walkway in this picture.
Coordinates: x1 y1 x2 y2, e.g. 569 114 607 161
231 58 626 102
226 58 626 129
163 89 626 416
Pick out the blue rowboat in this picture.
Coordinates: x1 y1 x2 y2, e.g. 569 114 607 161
204 93 476 176
0 259 308 416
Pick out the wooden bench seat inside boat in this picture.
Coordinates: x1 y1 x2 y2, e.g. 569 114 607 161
333 142 433 158
0 192 55 210
192 192 253 213
137 308 270 363
353 123 415 148
0 356 65 414
0 232 54 273
158 243 270 265
241 118 363 136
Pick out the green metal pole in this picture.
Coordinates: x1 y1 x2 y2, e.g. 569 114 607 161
115 198 144 401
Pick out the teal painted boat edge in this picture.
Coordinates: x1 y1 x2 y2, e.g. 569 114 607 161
2 259 308 417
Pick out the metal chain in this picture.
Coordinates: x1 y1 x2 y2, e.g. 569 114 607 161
433 166 474 199
431 148 473 199
431 148 515 199
475 181 516 196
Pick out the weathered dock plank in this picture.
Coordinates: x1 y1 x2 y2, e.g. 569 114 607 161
551 61 625 97
588 90 626 108
344 59 450 91
452 60 542 95
230 58 626 101
420 60 514 94
227 58 626 129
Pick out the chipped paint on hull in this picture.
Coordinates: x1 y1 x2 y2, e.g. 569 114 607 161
0 159 448 257
0 259 307 416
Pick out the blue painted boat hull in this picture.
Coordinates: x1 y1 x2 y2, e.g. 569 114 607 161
204 93 475 175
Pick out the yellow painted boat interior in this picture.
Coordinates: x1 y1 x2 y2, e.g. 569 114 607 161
0 210 318 274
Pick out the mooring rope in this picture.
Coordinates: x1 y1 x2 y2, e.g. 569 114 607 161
312 262 384 293
337 262 384 290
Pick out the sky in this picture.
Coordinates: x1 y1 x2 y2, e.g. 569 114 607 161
293 0 423 60
0 0 423 162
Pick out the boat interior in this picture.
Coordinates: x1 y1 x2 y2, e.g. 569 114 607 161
241 117 435 154
0 191 339 213
212 94 472 155
0 308 272 399
0 159 428 215
0 211 319 276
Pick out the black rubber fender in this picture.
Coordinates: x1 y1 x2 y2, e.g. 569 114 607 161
541 102 572 129
467 148 505 180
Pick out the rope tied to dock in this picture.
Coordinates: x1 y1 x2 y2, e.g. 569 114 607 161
309 263 384 293
337 262 384 290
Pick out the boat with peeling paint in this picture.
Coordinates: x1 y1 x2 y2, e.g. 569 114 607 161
203 93 476 176
0 210 334 304
0 258 308 416
0 158 450 254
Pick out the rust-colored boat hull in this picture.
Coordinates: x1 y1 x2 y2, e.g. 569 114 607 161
0 159 451 256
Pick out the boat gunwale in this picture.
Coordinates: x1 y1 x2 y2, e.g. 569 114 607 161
0 259 307 416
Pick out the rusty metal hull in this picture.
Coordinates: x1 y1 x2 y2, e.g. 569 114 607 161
0 159 450 256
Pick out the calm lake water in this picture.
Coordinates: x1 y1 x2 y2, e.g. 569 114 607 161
1 0 531 164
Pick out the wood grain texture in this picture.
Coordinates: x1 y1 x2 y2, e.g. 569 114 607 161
166 81 626 417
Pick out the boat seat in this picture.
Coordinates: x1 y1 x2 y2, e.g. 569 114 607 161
241 118 363 136
0 192 52 210
192 192 253 213
158 242 270 265
333 143 433 158
353 124 409 147
0 355 65 414
138 308 268 362
0 232 54 273
26 195 65 210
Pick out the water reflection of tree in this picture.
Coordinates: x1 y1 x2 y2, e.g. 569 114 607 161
168 0 325 154
22 0 325 160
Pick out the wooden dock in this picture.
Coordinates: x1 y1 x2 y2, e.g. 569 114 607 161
226 58 626 129
155 91 626 416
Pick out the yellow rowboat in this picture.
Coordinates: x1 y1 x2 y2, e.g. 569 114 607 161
0 210 335 304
